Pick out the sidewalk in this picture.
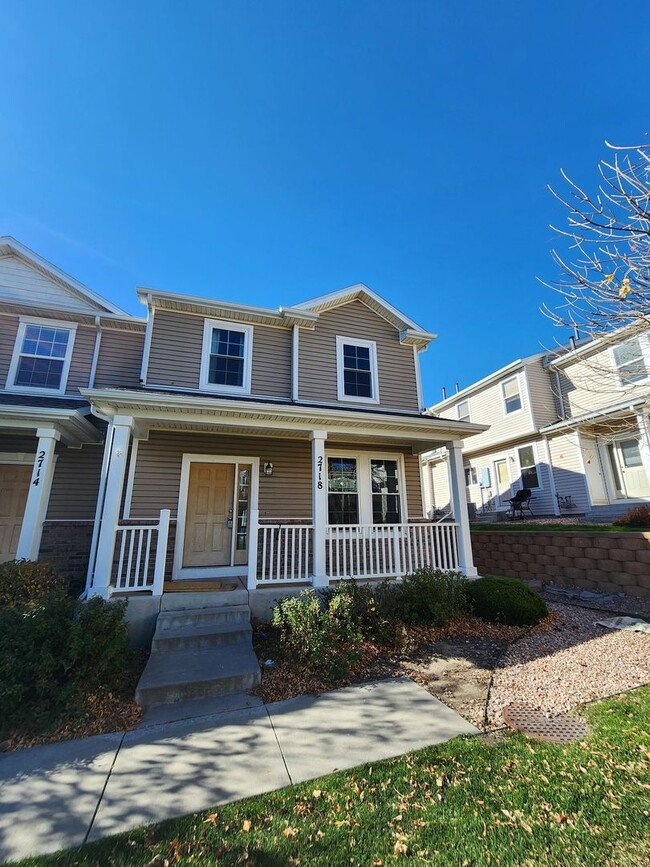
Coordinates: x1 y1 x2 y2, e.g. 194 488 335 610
0 678 477 864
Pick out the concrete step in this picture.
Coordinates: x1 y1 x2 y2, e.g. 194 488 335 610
135 642 261 708
155 604 252 632
160 587 249 611
152 621 252 652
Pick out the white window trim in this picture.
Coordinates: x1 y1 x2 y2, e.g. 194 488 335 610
501 374 524 416
336 336 380 405
516 442 543 491
457 400 470 423
611 335 650 389
199 318 253 395
325 450 407 525
6 316 78 396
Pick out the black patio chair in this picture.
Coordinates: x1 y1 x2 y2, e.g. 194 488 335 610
507 488 534 520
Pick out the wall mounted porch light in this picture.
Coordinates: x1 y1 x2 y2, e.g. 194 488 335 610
263 462 274 476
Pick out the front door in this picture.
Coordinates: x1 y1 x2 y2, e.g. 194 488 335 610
609 438 650 499
494 459 511 507
183 462 235 568
0 464 31 562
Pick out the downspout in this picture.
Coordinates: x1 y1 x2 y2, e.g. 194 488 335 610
292 325 299 402
541 435 561 516
88 316 102 388
555 370 566 419
140 294 154 385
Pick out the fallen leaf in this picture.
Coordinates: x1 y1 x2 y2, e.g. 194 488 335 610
242 819 252 832
394 841 409 856
283 827 299 839
312 789 322 799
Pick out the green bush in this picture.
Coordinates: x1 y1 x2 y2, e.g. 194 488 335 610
272 589 364 682
0 559 67 608
613 505 650 528
389 568 468 627
320 580 403 646
0 593 135 737
466 576 548 627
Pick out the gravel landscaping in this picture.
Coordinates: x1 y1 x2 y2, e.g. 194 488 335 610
487 602 650 729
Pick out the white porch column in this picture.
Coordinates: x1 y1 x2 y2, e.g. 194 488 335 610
89 417 133 599
446 440 478 577
310 429 328 587
16 428 60 560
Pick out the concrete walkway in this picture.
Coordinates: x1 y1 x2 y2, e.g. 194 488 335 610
0 678 477 864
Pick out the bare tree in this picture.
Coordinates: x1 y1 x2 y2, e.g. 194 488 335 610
541 140 650 337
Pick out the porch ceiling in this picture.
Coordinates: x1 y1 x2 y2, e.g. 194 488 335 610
82 387 487 447
0 404 103 447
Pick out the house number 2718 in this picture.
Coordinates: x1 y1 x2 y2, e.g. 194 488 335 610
317 455 323 490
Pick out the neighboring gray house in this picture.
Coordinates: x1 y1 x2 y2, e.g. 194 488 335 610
423 327 650 522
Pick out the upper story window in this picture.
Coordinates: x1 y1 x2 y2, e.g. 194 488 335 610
199 318 253 394
613 338 647 386
457 400 470 422
501 375 522 414
6 318 76 395
517 445 540 489
336 336 379 404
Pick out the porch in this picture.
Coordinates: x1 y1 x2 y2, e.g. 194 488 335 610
104 514 462 596
82 389 483 599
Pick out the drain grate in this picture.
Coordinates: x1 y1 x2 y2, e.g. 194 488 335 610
502 704 589 743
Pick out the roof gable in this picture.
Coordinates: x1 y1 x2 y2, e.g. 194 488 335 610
294 283 436 349
0 237 126 316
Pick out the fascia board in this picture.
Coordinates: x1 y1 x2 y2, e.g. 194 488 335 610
81 388 489 440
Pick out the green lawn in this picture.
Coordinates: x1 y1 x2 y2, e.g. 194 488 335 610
471 523 642 532
15 687 650 867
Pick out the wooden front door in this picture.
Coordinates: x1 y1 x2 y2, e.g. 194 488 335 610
0 464 31 562
183 462 235 568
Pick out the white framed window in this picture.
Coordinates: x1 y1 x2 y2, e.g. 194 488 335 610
199 318 253 394
612 338 648 386
6 317 77 395
464 465 478 486
457 400 470 422
336 336 379 404
501 375 523 414
517 444 541 489
326 452 406 524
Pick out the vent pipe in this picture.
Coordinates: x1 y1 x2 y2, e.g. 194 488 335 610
455 381 460 393
441 386 447 400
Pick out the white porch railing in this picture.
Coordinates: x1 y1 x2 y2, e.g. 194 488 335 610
112 509 170 596
326 523 459 581
258 524 313 583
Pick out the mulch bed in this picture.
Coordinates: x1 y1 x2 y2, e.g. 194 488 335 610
252 613 559 708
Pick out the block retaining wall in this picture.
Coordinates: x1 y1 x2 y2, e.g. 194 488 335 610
471 530 650 599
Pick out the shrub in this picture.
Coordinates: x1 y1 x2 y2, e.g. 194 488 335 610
0 559 67 608
613 505 650 529
272 589 364 682
0 594 135 737
466 576 548 627
389 568 468 627
320 580 403 646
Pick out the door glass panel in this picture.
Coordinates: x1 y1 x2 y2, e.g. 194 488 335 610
235 464 251 550
370 459 401 524
619 439 643 468
497 462 509 484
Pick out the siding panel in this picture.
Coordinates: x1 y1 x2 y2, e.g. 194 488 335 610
94 329 146 388
0 254 104 313
47 443 104 519
299 300 420 412
66 325 95 394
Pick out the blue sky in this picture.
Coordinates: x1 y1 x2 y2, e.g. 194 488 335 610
1 1 649 406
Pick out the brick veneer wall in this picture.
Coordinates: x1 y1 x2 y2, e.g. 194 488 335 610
40 521 94 596
472 530 650 599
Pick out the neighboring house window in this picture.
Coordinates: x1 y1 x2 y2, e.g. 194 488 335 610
613 338 647 386
327 453 404 524
502 376 522 414
336 336 379 403
517 445 540 489
200 318 253 394
7 318 76 394
464 466 478 486
457 401 470 422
